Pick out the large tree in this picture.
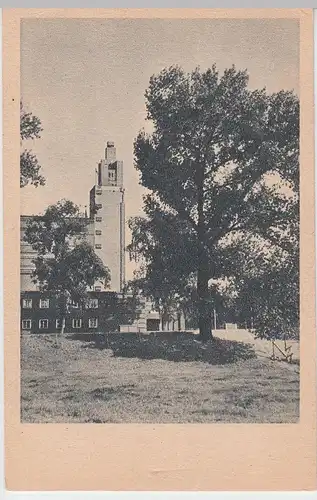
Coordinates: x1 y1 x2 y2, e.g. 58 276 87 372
128 65 299 341
20 102 45 188
24 199 110 341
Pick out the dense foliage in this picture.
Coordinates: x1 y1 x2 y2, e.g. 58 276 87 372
20 102 45 188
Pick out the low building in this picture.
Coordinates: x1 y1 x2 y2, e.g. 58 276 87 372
20 290 139 334
120 300 186 333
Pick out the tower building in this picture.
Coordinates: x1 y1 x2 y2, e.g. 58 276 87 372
89 141 125 293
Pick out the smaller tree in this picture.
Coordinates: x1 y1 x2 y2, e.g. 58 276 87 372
20 101 45 188
24 199 110 343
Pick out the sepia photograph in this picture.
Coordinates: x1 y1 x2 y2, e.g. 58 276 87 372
19 17 300 424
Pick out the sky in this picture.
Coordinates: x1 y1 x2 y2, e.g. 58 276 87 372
20 18 299 279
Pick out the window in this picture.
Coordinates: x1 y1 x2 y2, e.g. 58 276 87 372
56 319 65 329
87 298 98 309
39 298 49 309
95 244 102 249
39 319 49 329
96 189 102 195
22 299 32 309
72 319 82 329
95 230 102 235
95 204 102 210
96 216 102 222
22 319 31 330
89 318 98 329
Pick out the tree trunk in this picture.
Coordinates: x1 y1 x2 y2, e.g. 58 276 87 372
196 161 212 342
177 312 181 331
197 266 212 341
55 317 65 346
61 317 65 335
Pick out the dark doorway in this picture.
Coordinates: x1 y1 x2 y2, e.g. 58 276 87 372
146 318 160 331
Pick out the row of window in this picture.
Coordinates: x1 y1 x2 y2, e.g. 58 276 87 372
22 298 99 309
22 318 99 330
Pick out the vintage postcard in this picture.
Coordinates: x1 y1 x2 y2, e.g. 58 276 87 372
3 8 316 491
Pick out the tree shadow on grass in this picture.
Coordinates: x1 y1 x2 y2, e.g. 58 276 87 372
67 331 256 365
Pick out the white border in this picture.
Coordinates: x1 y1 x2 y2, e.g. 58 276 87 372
1 6 316 500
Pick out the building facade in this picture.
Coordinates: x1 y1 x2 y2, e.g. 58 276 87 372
21 215 38 292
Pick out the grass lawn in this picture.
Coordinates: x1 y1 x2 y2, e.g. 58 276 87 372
21 333 300 423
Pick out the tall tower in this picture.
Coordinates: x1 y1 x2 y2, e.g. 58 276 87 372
89 141 125 293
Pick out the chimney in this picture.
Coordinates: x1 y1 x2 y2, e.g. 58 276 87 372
105 141 116 162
